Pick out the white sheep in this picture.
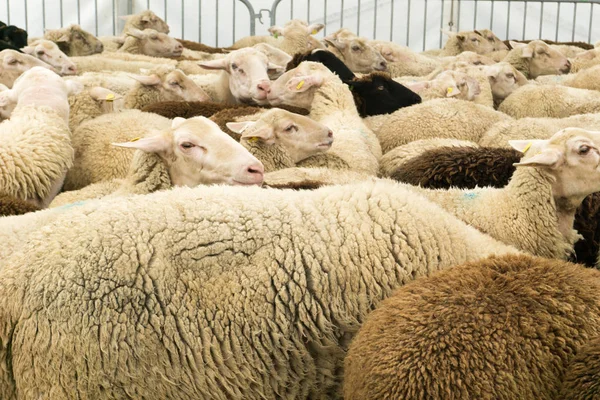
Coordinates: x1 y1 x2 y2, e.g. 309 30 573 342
43 24 104 56
22 39 77 75
268 61 382 175
322 35 388 73
503 40 572 78
51 116 264 207
371 40 440 77
401 69 483 103
363 98 511 154
0 179 519 398
0 66 81 207
439 29 495 56
0 49 54 87
118 28 184 58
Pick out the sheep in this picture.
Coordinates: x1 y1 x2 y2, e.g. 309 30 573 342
439 29 495 56
559 336 600 399
43 24 104 56
401 69 482 103
230 19 324 56
0 66 81 207
545 64 600 92
0 194 40 216
21 39 77 75
0 49 53 88
268 61 382 175
322 35 388 73
193 47 284 104
386 146 600 268
118 28 184 57
371 40 441 77
570 48 600 72
503 40 571 78
140 100 309 120
499 84 600 119
0 178 521 399
285 50 422 116
70 53 169 74
363 98 511 154
124 65 211 109
378 138 479 178
64 71 138 96
263 166 370 189
0 23 27 49
68 86 123 131
51 116 265 207
344 254 600 400
478 28 509 52
405 128 600 259
63 109 172 191
506 38 594 51
121 10 169 34
480 113 600 148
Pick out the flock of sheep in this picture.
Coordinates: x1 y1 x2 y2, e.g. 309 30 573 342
1 8 600 399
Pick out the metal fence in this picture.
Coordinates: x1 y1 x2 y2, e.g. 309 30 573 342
0 0 599 50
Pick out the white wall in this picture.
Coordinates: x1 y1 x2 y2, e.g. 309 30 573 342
0 0 599 50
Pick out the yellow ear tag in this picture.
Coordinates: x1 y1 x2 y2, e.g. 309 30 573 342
130 137 141 142
296 80 305 90
105 93 115 102
522 142 532 154
247 137 259 143
312 29 318 35
447 87 454 95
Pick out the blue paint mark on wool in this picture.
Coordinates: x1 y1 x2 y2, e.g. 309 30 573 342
463 192 478 200
57 200 87 211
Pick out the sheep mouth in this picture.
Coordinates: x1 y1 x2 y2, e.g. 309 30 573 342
171 49 184 57
232 179 263 186
374 64 387 71
317 141 333 148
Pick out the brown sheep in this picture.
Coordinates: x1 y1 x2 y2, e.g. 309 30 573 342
344 254 600 400
140 100 309 120
560 336 600 399
0 194 40 216
390 145 600 268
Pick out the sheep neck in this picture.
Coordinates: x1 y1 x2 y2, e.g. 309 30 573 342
118 151 172 195
243 141 294 173
119 37 142 54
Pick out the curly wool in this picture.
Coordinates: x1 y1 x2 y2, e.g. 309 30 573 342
364 98 511 154
503 45 536 78
560 336 600 399
0 180 519 399
63 109 172 191
344 254 600 400
0 195 40 216
0 105 73 205
68 89 117 131
499 85 600 119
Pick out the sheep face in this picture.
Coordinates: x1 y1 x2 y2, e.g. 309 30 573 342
267 62 326 109
0 25 27 48
134 67 210 102
371 41 413 63
199 48 284 105
435 70 481 101
226 108 334 163
114 116 264 187
23 40 77 76
0 49 54 88
252 43 292 79
349 73 421 116
451 31 496 55
510 128 600 201
512 40 571 78
324 37 388 73
46 24 104 56
453 51 496 66
477 29 509 51
125 28 183 58
125 10 169 34
486 62 527 101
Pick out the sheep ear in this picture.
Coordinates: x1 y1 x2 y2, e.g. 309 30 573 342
267 62 285 75
129 73 161 86
198 58 228 71
112 133 171 153
287 75 323 92
0 89 16 107
126 28 145 39
509 40 526 49
441 29 456 37
55 32 70 43
171 117 187 129
89 86 120 101
307 23 325 35
65 80 84 95
403 81 430 92
456 34 466 42
513 148 563 169
576 50 597 61
445 84 461 97
241 126 275 145
509 139 546 153
323 37 346 50
226 121 254 134
21 45 35 55
268 26 285 38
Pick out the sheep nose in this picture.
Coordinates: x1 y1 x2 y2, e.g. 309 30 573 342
176 44 184 51
67 65 77 74
327 130 333 138
379 60 388 70
246 163 265 184
257 81 271 94
97 42 104 52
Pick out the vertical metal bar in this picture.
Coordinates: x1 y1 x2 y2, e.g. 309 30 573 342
555 2 560 41
373 0 377 39
473 0 477 29
146 0 149 10
589 4 594 44
94 0 98 35
457 0 461 31
77 0 81 25
490 0 494 31
323 0 327 36
215 0 218 46
506 1 511 41
539 1 544 40
357 0 360 35
24 0 28 31
440 0 445 47
112 0 116 35
6 0 9 25
199 0 202 42
232 0 235 42
406 0 411 46
341 0 344 29
42 0 45 32
423 0 427 51
182 0 186 40
389 0 394 42
59 0 62 28
290 0 293 21
522 0 527 40
307 0 310 23
164 0 167 25
572 3 577 42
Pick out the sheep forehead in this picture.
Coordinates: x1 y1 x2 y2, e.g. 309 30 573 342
230 48 269 65
551 128 600 145
176 118 240 148
263 108 315 128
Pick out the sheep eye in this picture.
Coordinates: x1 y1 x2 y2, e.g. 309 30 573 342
351 45 360 51
36 50 45 56
7 59 17 65
237 68 245 74
181 142 195 149
579 145 591 155
169 81 181 87
473 61 483 65
506 73 515 79
231 63 238 70
284 124 297 132
377 85 385 90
